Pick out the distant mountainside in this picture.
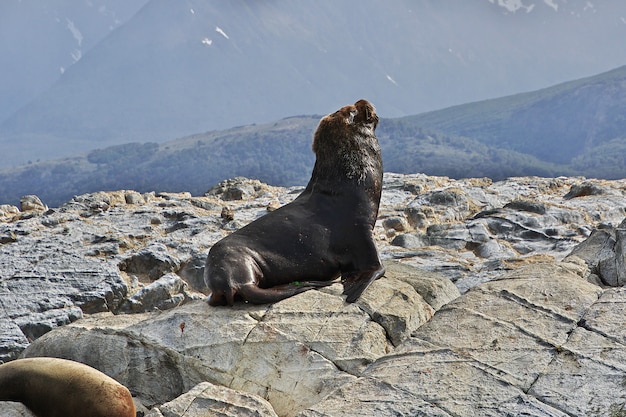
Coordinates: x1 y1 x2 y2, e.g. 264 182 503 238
402 65 626 173
0 0 149 122
2 63 626 207
1 0 626 169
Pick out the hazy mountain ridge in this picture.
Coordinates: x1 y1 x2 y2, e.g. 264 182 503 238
0 0 149 123
403 65 626 165
2 63 625 207
2 0 626 168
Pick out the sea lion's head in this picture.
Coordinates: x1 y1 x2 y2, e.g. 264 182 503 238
310 99 382 188
312 99 378 155
353 98 379 132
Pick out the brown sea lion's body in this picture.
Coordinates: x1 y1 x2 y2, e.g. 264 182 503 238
0 357 135 417
205 99 385 306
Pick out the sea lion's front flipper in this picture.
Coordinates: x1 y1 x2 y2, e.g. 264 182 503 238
341 266 386 303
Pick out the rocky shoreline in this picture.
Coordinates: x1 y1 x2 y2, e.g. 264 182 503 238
1 174 625 416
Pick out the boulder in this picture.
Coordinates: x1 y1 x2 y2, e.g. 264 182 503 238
383 261 460 311
120 273 197 313
567 219 626 286
0 403 35 417
145 382 278 417
119 244 182 281
20 274 433 416
299 261 624 417
19 195 47 212
3 174 626 414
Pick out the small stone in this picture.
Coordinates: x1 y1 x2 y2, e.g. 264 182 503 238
20 195 47 212
391 233 423 248
267 200 281 211
125 191 144 205
382 216 408 232
221 206 234 221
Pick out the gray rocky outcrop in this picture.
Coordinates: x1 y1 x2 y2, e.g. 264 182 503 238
1 174 626 416
17 273 436 416
298 260 626 417
144 381 279 417
567 218 626 287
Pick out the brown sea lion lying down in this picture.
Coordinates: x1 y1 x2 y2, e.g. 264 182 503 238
0 357 135 417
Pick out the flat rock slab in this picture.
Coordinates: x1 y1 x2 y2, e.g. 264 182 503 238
20 275 434 416
300 261 625 417
145 381 278 417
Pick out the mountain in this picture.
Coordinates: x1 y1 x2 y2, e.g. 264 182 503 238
2 63 626 207
400 65 626 170
0 0 149 123
1 0 626 168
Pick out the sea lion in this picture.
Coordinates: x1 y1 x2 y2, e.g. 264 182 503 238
0 357 136 417
205 99 385 306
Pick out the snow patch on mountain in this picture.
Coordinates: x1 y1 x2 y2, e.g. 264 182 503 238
489 0 534 13
386 75 398 86
543 0 558 11
490 0 600 14
65 18 83 47
215 26 229 39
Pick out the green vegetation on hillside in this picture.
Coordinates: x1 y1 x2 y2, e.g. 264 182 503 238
0 116 583 208
2 65 626 207
405 65 626 165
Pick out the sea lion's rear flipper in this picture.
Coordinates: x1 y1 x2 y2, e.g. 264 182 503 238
342 266 385 303
237 281 334 305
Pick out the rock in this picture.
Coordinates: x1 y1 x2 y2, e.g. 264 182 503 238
120 273 191 313
474 238 517 259
266 200 281 211
178 252 209 293
0 204 19 219
3 174 626 413
205 177 271 201
119 243 182 281
145 381 278 417
427 188 467 206
0 402 35 417
20 299 358 416
220 206 234 221
563 181 607 199
19 273 435 416
300 262 621 416
567 220 626 286
19 195 46 212
124 191 144 205
382 216 409 232
403 206 428 229
504 199 547 214
261 287 391 374
353 277 434 346
390 233 423 248
383 261 460 311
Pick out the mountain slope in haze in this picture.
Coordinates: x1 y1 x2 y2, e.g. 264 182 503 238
403 65 626 166
0 0 149 123
2 0 626 169
2 63 626 207
0 115 561 208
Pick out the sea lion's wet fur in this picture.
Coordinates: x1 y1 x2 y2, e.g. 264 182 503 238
205 99 385 306
0 357 136 417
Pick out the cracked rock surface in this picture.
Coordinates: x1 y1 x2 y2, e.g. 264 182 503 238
2 174 626 416
300 261 626 417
